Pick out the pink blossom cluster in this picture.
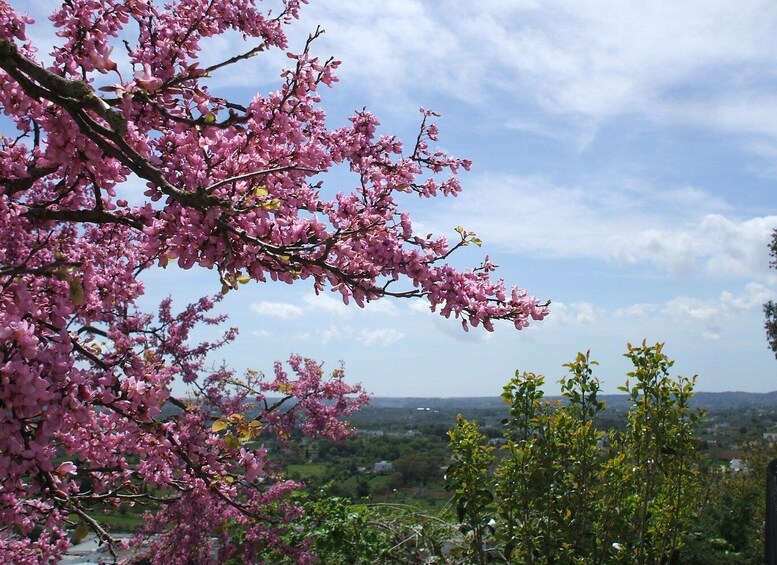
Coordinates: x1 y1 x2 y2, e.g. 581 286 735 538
0 0 547 562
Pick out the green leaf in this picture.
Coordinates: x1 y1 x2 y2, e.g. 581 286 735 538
260 198 281 210
69 278 85 306
211 419 229 433
73 522 90 543
237 426 252 442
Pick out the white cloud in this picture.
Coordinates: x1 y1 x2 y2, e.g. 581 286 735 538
408 300 434 315
664 297 718 324
614 303 659 319
440 173 777 279
251 329 271 338
318 325 346 344
304 293 400 317
294 1 777 141
303 293 351 317
250 301 303 319
250 293 402 324
22 2 777 147
358 328 405 347
296 1 475 113
531 284 773 348
362 299 400 316
543 302 598 327
315 324 404 346
621 215 777 278
645 284 771 323
605 283 775 340
720 282 773 312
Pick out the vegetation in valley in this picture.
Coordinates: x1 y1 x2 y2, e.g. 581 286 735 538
83 343 775 564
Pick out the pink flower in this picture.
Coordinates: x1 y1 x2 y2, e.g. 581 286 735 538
56 462 77 476
133 64 162 92
0 1 547 561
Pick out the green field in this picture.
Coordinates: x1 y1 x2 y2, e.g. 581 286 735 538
285 463 328 479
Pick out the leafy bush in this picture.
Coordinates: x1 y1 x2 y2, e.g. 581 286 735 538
446 342 704 564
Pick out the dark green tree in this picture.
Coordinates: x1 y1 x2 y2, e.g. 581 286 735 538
764 229 777 358
681 441 777 564
393 454 441 486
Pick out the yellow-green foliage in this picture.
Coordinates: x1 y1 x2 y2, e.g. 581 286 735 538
446 342 704 565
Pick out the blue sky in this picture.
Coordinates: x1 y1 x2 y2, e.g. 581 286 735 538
21 1 777 396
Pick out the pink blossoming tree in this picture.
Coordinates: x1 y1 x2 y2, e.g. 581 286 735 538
0 1 548 562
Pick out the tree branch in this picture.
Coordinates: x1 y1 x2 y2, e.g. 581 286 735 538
23 207 143 229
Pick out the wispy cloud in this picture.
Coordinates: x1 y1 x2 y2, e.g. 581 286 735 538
438 173 777 279
609 215 777 278
542 302 598 327
720 282 773 312
294 1 777 143
250 301 303 319
609 283 774 341
23 2 777 150
614 303 660 319
358 328 405 347
303 293 351 317
24 1 775 152
318 325 345 344
316 324 405 347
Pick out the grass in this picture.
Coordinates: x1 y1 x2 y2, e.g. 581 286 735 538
98 512 146 532
285 463 328 479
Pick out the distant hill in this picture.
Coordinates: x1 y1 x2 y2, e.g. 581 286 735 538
691 391 777 411
158 391 777 419
367 391 777 412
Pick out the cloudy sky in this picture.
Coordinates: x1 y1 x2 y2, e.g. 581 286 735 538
23 1 777 396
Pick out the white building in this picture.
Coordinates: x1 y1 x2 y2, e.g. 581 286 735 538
374 460 393 474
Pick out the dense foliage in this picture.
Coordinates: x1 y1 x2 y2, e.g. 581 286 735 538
446 343 704 564
264 344 771 564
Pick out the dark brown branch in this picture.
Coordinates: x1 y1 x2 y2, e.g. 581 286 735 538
168 396 194 413
204 165 319 194
23 207 143 229
70 338 111 371
2 165 59 196
0 38 226 211
204 43 265 76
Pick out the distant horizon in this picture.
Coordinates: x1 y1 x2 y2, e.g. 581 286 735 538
365 390 777 398
194 390 777 400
